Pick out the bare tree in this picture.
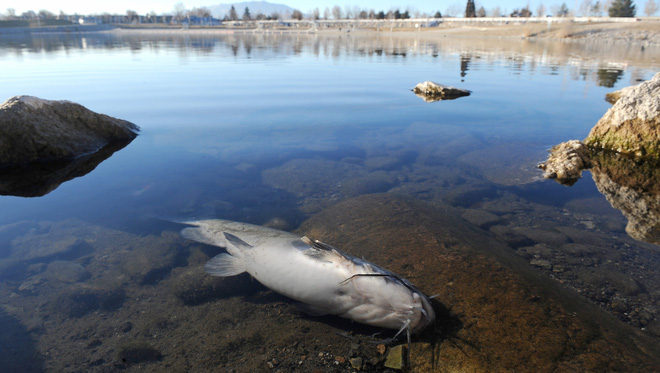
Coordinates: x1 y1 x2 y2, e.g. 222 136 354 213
38 9 56 19
352 6 362 19
477 6 487 16
173 3 186 23
323 7 330 19
291 10 303 20
344 5 353 19
580 0 593 16
312 8 320 20
490 6 501 16
645 0 658 14
332 5 342 19
126 10 138 23
22 10 37 19
537 3 547 16
5 8 16 19
445 3 463 17
190 7 211 17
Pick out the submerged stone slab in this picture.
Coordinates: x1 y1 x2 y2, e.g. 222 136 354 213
0 96 139 165
412 81 470 102
585 72 660 158
298 194 660 372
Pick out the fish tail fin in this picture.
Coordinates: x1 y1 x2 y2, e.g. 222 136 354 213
204 253 246 277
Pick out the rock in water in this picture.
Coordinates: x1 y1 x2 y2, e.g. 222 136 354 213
585 72 660 158
412 81 470 102
0 96 139 165
537 140 592 185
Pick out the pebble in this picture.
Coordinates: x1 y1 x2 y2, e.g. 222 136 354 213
530 259 553 271
350 357 363 370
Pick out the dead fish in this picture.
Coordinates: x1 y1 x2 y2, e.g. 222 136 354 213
178 219 435 341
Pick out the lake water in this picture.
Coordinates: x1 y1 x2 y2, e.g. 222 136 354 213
1 30 659 371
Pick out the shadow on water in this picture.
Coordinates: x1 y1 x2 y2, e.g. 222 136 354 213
0 138 135 198
0 308 43 373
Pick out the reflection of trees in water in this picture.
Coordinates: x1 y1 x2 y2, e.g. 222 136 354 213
2 32 656 86
460 54 471 81
596 68 625 88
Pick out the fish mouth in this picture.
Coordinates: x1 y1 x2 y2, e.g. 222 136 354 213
411 294 436 334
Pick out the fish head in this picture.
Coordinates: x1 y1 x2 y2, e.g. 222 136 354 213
409 291 435 333
349 274 435 334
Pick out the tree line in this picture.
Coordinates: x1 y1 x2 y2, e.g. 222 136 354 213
2 0 655 24
464 0 649 17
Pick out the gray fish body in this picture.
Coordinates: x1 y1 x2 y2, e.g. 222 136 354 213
179 219 435 335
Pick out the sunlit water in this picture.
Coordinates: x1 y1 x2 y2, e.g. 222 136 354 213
1 30 659 371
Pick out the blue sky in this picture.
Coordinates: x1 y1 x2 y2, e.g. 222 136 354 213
3 0 651 17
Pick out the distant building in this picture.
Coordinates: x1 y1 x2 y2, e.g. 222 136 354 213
78 17 100 25
180 16 222 26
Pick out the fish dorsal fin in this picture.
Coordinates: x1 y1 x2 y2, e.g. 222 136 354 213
301 236 337 252
301 236 346 262
223 232 253 249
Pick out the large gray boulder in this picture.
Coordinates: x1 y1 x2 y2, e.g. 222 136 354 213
0 96 139 165
585 72 660 157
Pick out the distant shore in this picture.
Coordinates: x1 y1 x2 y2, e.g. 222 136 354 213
2 19 659 46
117 20 660 46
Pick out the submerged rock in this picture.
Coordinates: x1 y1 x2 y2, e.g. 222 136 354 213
585 72 660 158
116 340 162 364
412 81 470 102
298 194 660 372
0 96 139 165
53 282 126 318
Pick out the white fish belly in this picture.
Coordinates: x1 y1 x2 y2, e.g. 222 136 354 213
244 245 359 315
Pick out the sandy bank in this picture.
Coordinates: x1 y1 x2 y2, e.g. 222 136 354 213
114 20 660 46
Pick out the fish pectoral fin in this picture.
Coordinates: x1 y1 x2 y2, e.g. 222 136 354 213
204 253 246 277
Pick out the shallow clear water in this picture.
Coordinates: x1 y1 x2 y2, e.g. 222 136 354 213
1 32 655 227
1 30 659 371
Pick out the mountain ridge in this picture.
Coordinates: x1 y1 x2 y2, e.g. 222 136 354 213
207 1 296 19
